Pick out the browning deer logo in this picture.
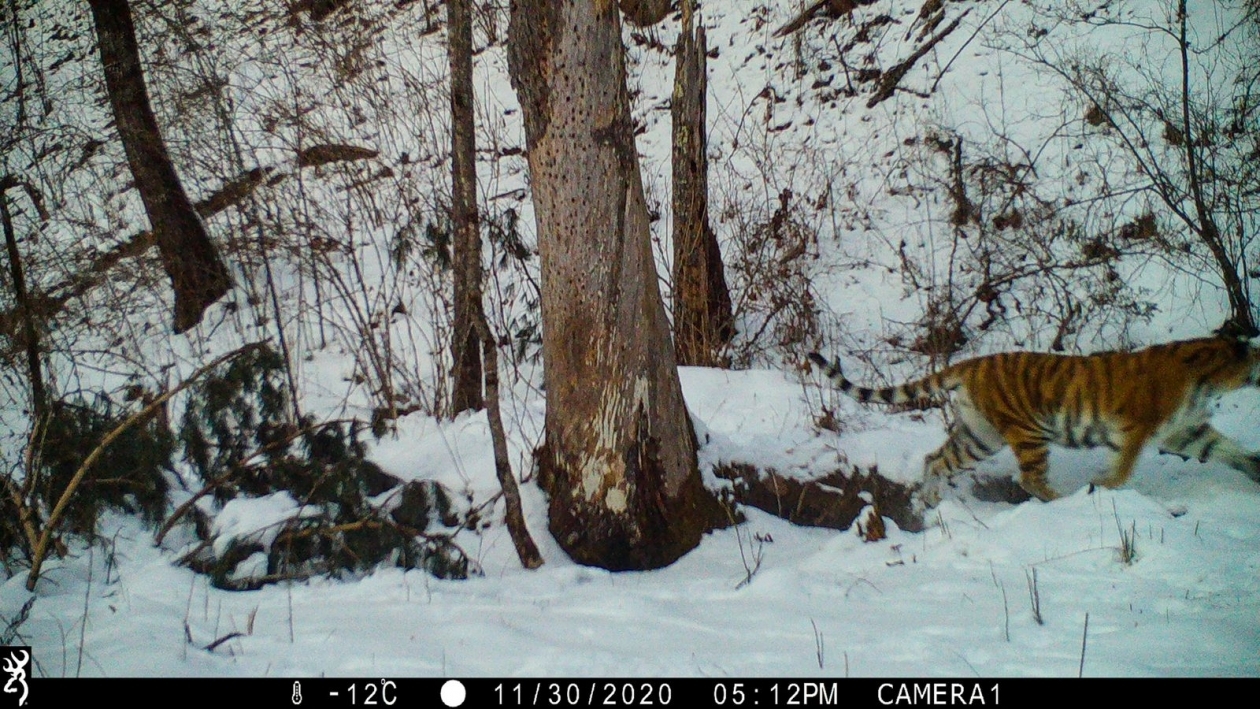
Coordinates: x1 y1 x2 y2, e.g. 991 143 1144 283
1 648 28 707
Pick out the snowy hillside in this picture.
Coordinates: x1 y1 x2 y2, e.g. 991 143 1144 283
1 0 1257 680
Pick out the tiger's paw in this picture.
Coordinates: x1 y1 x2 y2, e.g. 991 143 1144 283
1019 478 1060 502
915 476 946 511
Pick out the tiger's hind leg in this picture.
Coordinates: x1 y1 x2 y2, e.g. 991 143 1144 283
1002 429 1058 502
1094 428 1153 492
1159 423 1260 483
920 404 1004 506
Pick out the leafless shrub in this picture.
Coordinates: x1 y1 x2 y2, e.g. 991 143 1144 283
724 188 823 368
1005 0 1260 334
886 126 1155 363
0 0 499 579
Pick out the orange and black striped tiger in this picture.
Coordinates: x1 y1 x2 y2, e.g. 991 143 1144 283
809 337 1260 503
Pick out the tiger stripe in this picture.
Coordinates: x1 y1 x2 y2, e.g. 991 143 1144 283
810 336 1260 504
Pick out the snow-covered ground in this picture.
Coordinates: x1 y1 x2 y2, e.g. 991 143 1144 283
8 362 1260 678
2 0 1258 679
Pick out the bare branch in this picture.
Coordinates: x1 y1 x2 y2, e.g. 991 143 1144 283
26 342 267 591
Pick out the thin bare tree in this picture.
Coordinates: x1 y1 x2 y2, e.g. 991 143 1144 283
0 177 46 422
448 0 541 569
448 0 485 415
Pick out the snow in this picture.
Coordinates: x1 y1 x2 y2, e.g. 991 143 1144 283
8 474 1260 677
7 361 1259 677
208 492 321 558
2 0 1258 680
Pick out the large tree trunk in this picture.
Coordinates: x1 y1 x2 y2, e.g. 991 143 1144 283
448 0 485 415
507 1 725 570
671 0 734 367
88 0 231 334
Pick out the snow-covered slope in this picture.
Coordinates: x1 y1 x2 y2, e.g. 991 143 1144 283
2 0 1257 678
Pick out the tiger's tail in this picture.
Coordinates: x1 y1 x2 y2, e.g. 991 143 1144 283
808 352 961 405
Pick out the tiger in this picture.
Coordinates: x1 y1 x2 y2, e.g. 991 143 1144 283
808 337 1260 504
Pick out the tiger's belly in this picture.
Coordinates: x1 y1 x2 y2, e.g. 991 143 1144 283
1041 402 1210 452
1044 413 1121 451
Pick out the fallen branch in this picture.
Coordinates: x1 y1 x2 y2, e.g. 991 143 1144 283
25 342 267 591
204 631 243 652
774 0 878 39
153 416 361 546
867 10 968 108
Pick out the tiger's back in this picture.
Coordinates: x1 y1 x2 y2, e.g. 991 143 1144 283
810 337 1260 503
951 338 1253 443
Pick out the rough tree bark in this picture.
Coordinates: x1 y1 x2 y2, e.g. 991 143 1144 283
448 0 485 415
507 1 725 570
671 0 734 367
87 0 231 333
